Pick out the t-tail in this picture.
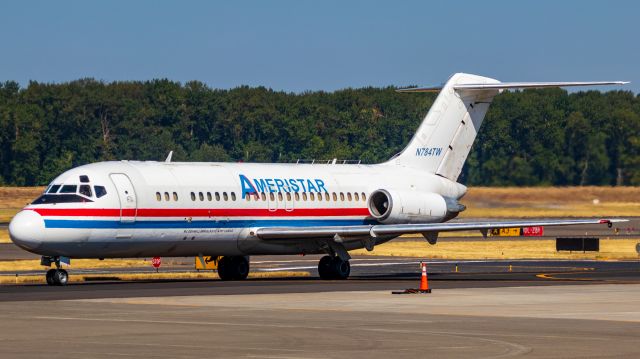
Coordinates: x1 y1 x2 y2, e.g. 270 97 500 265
388 73 628 182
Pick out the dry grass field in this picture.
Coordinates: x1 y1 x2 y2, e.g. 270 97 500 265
460 186 640 218
0 187 44 222
352 238 640 260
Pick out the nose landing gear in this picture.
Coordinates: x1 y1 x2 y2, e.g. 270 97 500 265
45 268 68 286
42 256 70 286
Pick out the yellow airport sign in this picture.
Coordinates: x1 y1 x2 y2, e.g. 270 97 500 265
490 228 521 237
195 255 221 270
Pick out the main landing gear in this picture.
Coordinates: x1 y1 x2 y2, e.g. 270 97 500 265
317 255 351 280
41 256 69 286
217 256 250 281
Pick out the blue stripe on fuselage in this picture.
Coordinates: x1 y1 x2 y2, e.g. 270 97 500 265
44 219 374 229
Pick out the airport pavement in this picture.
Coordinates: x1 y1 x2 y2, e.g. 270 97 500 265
0 283 639 358
0 219 638 357
1 256 640 301
0 255 639 358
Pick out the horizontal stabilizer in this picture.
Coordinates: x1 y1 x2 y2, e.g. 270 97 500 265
397 81 629 93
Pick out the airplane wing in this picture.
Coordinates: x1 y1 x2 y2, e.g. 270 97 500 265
256 218 627 240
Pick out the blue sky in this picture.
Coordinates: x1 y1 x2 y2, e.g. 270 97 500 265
1 1 637 92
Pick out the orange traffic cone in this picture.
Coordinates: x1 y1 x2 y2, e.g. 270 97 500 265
392 261 432 294
419 262 431 292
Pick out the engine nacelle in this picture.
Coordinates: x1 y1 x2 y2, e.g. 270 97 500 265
367 189 465 224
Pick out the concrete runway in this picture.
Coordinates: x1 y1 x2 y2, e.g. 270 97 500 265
1 256 640 358
1 217 639 358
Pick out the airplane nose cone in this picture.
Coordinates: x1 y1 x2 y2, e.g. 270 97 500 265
9 210 45 251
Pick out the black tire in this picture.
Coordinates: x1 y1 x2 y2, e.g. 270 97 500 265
331 257 350 280
217 256 250 281
318 255 334 280
45 269 56 286
217 256 232 281
232 257 250 280
53 269 68 286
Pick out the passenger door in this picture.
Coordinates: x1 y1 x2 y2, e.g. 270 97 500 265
110 173 137 223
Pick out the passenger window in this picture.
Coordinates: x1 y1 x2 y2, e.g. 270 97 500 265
317 193 322 201
347 193 352 201
246 194 251 202
215 192 220 201
302 193 307 201
95 186 107 198
173 192 178 201
48 184 61 194
325 193 330 201
354 193 360 201
199 192 204 201
332 193 337 201
164 192 170 201
79 185 92 197
156 192 162 201
231 192 237 201
361 192 366 201
277 193 283 201
79 175 90 183
295 193 300 201
60 185 77 194
190 192 196 201
223 192 228 201
340 192 345 201
206 192 211 201
261 193 266 201
309 193 315 201
269 193 275 201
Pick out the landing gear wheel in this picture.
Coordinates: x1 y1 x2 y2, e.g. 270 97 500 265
46 269 56 285
317 256 350 280
330 257 350 280
54 269 69 286
318 255 334 280
46 269 68 286
217 256 250 281
232 256 250 280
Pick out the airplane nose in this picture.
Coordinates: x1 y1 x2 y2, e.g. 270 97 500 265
9 210 45 251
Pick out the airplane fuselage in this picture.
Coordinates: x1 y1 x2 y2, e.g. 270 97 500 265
10 160 467 258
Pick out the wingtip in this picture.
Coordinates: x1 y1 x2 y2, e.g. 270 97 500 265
600 218 629 223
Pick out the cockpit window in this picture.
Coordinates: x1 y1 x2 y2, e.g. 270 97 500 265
79 175 90 183
79 185 92 197
94 186 107 198
47 184 61 194
32 194 94 204
60 185 78 194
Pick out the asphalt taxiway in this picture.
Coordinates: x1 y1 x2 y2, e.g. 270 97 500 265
1 282 639 358
1 218 639 358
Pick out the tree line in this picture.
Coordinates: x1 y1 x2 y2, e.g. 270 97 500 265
0 79 638 186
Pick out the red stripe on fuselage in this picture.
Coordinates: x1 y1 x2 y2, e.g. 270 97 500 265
31 207 370 217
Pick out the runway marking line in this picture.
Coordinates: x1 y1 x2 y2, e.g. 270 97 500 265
535 267 615 282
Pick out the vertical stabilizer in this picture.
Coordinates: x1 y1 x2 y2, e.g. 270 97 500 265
388 73 500 181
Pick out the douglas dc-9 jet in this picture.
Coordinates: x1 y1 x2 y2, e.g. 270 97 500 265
9 73 628 285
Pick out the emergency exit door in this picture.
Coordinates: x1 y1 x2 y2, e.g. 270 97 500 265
110 173 137 223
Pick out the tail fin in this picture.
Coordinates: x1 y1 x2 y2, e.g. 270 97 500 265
388 73 628 181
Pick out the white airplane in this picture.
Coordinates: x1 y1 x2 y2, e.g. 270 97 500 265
9 73 628 285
